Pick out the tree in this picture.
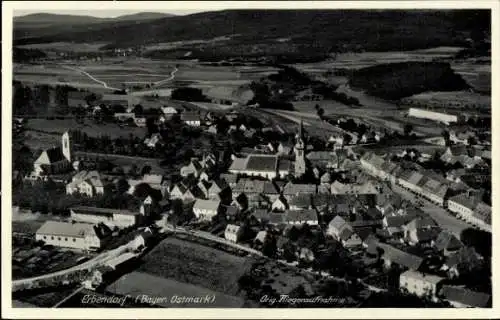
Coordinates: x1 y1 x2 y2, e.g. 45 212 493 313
404 124 413 136
132 104 144 116
116 179 130 194
317 107 325 118
467 136 477 146
343 133 352 146
262 234 277 258
141 165 152 176
442 130 450 145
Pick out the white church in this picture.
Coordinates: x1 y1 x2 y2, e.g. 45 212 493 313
32 132 72 177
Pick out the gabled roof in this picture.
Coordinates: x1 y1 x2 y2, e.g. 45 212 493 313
262 181 280 195
220 173 238 184
400 270 444 284
283 183 317 195
193 199 220 211
283 209 318 223
246 155 278 172
181 112 201 121
448 192 481 211
329 215 348 231
290 194 313 208
361 152 385 169
36 221 100 238
251 209 270 221
45 147 66 163
434 231 463 252
379 243 424 270
440 285 491 307
385 214 417 228
405 216 438 230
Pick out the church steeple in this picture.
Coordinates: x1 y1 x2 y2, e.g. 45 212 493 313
294 119 306 178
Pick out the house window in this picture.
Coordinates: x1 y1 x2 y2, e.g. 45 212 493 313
58 237 61 240
65 238 68 241
73 239 76 242
51 236 54 240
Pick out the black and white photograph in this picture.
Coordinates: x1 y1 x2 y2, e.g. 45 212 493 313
2 1 497 318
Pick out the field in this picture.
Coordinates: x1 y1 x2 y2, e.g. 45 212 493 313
293 47 465 72
137 237 253 296
107 271 245 307
17 42 109 52
26 118 146 139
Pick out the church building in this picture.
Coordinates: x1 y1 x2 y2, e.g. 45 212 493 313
33 132 72 177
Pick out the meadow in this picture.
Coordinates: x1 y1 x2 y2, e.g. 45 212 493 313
137 237 252 296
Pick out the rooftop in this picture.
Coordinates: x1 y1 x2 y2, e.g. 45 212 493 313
36 221 98 238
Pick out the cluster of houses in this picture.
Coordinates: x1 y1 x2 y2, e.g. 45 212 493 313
360 151 491 229
25 105 491 307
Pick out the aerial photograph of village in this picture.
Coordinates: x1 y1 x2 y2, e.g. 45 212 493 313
9 6 492 310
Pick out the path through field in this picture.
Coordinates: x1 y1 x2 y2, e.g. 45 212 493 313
62 65 121 91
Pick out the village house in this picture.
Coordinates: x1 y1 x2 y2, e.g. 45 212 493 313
224 224 244 242
32 132 72 177
220 173 238 187
127 174 167 196
114 112 136 122
70 206 144 228
134 117 147 127
441 247 483 279
447 191 491 226
289 194 313 211
207 179 230 201
434 231 464 257
36 221 106 251
330 180 379 195
403 216 441 246
377 242 424 271
269 210 318 226
306 151 338 169
283 183 317 201
197 180 212 199
181 112 202 127
66 170 104 197
439 285 491 308
180 159 203 178
399 270 444 300
326 216 362 247
161 106 178 119
271 196 289 212
192 199 221 221
144 133 163 148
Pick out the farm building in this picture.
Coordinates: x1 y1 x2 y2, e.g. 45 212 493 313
70 206 144 228
100 94 140 107
35 221 105 251
408 108 458 125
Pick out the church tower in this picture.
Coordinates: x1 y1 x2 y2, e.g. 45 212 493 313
62 131 71 162
294 120 306 178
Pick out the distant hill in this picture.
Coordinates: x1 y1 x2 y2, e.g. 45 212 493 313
14 12 175 39
14 10 490 59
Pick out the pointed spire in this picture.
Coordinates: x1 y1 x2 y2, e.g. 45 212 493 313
299 118 304 140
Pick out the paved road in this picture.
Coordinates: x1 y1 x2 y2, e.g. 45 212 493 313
391 184 471 237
